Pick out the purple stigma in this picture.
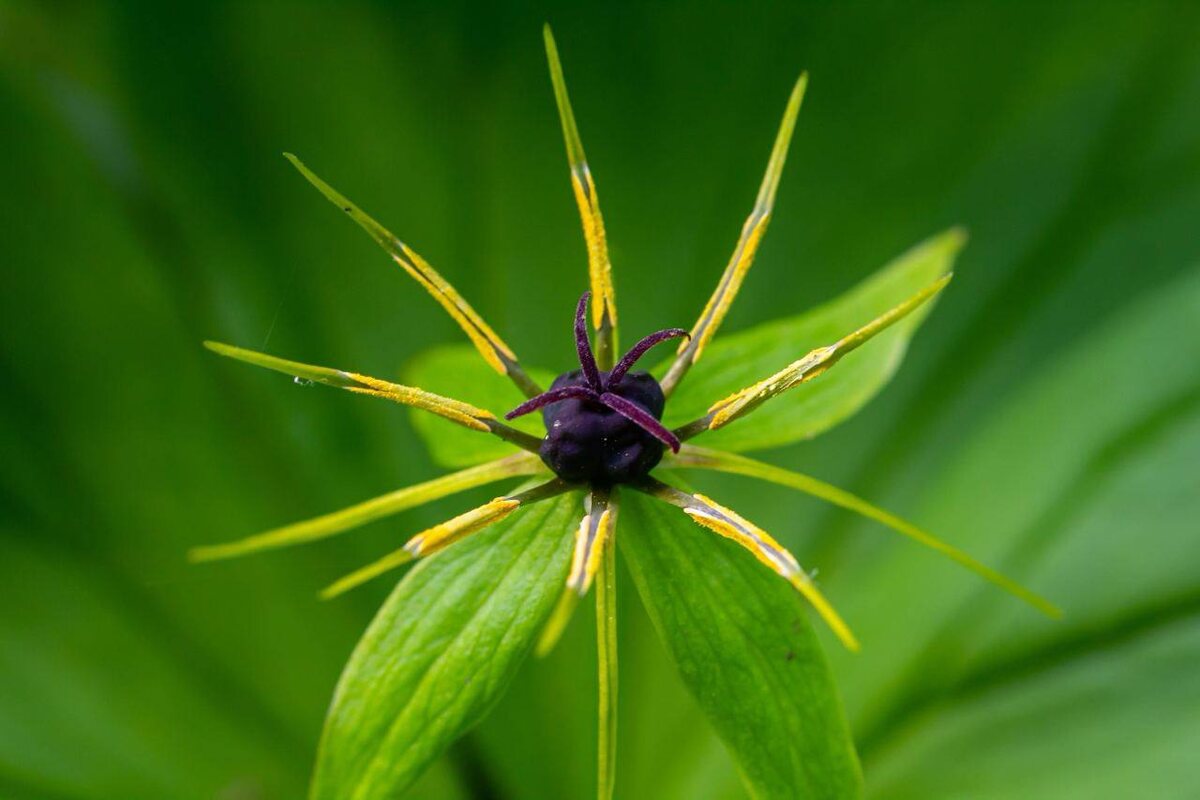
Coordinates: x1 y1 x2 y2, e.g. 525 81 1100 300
505 385 598 420
574 291 603 390
599 391 681 452
608 328 690 385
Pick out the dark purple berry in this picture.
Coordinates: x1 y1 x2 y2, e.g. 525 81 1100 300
538 369 666 484
505 292 689 485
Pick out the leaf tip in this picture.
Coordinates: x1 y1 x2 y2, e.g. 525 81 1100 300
793 71 810 97
282 151 305 172
1037 597 1065 620
186 545 216 563
318 583 346 602
945 225 969 252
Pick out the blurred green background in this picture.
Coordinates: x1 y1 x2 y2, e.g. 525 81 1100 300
2 1 1198 798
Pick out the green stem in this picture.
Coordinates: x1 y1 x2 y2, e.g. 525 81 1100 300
596 510 618 800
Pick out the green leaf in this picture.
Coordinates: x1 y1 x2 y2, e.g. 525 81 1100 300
662 229 963 451
821 267 1200 796
0 533 304 799
619 490 862 800
866 616 1200 800
7 5 1199 799
311 491 579 799
406 345 555 467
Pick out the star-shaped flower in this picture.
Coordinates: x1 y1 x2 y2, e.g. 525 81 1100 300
193 26 1057 800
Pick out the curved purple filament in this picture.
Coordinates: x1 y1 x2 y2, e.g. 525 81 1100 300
608 328 689 385
505 385 597 420
508 291 684 452
599 392 681 452
574 291 604 390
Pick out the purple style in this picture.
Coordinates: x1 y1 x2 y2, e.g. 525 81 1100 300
506 292 688 484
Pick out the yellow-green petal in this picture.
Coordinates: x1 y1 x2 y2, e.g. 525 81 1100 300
543 25 618 368
321 479 575 598
673 270 953 443
661 228 965 451
668 445 1061 618
634 477 858 650
662 73 808 395
204 340 541 451
535 487 616 655
285 153 542 397
189 452 545 562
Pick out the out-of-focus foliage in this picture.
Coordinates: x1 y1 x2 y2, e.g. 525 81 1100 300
312 491 577 800
621 490 861 799
0 2 1197 799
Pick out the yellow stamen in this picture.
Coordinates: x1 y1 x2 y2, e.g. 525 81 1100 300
536 491 616 656
204 341 502 434
684 494 800 578
661 74 807 395
544 25 618 367
344 374 494 432
404 498 522 559
669 445 1061 618
189 452 544 562
690 273 953 434
320 498 520 600
567 506 614 594
285 154 541 396
641 480 858 650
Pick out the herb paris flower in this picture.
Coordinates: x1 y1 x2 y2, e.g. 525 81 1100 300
193 25 1059 800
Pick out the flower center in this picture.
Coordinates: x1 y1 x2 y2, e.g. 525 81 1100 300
506 292 688 485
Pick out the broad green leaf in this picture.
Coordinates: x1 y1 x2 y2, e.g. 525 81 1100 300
311 491 579 799
0 532 302 799
407 345 555 467
815 267 1200 795
620 490 862 800
867 615 1200 800
957 403 1200 672
661 229 962 451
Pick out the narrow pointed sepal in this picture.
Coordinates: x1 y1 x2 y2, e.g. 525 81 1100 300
661 73 808 395
599 392 680 452
635 478 858 650
320 548 416 600
535 488 616 656
283 153 542 397
668 445 1062 618
674 273 953 441
543 25 617 367
188 452 544 562
567 491 616 596
321 479 575 599
204 341 542 451
404 497 522 559
535 586 583 658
